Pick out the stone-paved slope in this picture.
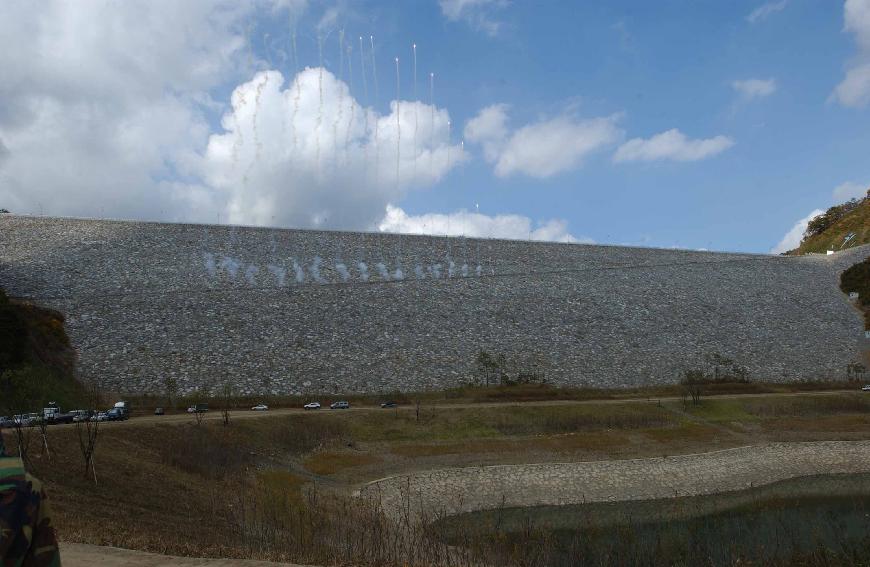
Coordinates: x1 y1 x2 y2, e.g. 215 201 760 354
363 441 870 520
0 215 867 395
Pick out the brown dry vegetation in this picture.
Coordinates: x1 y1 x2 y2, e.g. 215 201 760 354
1 391 868 565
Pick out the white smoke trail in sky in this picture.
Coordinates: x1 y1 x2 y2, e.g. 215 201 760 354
316 34 324 172
245 264 259 285
412 43 418 179
267 264 287 287
334 30 344 167
446 119 452 172
291 28 300 151
359 37 368 102
203 252 216 277
357 261 369 281
345 43 355 166
221 256 240 280
429 72 434 179
395 56 401 191
291 258 305 283
310 256 326 283
370 36 379 187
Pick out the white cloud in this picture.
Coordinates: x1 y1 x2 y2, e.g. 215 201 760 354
464 105 623 178
378 205 586 243
747 0 788 24
0 0 273 219
613 129 734 163
832 63 870 108
438 0 505 36
770 209 825 254
832 0 870 108
0 1 465 231
833 181 869 202
196 68 464 228
732 78 777 100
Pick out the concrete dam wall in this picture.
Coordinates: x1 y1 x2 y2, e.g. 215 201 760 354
1 215 868 396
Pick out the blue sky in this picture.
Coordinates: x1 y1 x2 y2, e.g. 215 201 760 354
1 0 868 253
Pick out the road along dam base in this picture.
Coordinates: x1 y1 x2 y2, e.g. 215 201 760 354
1 215 868 396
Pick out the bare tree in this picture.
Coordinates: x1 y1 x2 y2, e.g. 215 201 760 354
36 413 51 460
221 382 233 426
681 369 704 405
194 406 205 426
76 383 101 484
10 418 34 470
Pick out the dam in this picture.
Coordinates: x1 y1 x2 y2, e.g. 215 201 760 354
1 215 867 396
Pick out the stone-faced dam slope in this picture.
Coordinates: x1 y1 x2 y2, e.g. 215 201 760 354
1 215 867 396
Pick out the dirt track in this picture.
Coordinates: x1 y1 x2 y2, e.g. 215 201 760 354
60 543 306 567
68 388 861 428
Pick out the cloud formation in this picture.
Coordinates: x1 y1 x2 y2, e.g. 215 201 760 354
0 0 265 219
832 0 870 108
833 181 869 202
613 129 734 163
378 205 585 243
770 209 825 254
439 0 505 36
746 0 788 24
732 78 777 100
195 68 464 229
464 104 623 178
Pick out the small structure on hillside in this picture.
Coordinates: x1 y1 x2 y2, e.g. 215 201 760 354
850 292 860 300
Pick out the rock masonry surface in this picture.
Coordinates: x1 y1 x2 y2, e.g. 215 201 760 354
1 215 868 395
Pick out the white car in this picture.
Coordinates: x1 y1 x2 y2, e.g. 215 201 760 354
862 385 870 392
303 402 321 410
251 404 269 411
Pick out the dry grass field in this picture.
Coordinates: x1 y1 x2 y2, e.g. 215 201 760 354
3 388 870 565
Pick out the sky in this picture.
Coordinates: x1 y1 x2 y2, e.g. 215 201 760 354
0 0 869 253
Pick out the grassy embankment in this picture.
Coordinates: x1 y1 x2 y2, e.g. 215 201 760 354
3 390 869 565
789 189 869 255
0 288 85 413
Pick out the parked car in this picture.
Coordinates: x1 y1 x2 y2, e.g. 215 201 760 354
251 404 269 411
71 410 91 422
91 412 108 422
0 416 12 428
862 385 870 392
303 402 321 410
380 401 398 409
330 401 350 409
105 407 128 421
187 403 209 413
154 407 165 415
113 401 131 417
13 413 40 426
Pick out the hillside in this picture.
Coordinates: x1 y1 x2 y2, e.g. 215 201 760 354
790 189 870 255
0 287 84 413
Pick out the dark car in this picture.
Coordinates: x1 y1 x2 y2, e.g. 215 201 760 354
105 408 129 421
380 401 398 409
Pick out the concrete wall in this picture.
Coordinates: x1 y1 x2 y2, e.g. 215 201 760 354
1 215 868 395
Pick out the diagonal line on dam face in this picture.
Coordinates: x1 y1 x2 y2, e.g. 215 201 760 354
1 215 868 396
